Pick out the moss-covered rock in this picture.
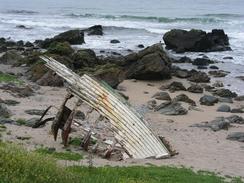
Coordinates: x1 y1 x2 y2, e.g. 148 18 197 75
79 63 125 88
72 49 98 69
0 50 23 65
48 42 74 56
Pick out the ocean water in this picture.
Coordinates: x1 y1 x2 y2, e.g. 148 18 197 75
0 1 244 73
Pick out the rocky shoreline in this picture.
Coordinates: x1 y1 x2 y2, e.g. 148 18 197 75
0 26 244 178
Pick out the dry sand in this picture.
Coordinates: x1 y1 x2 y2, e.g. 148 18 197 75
1 64 244 178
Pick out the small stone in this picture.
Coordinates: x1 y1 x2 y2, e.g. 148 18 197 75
227 132 244 142
110 39 120 44
209 65 219 70
152 92 171 101
200 95 218 106
25 109 45 116
187 84 203 93
217 105 231 112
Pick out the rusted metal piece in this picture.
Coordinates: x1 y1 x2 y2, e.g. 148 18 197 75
52 93 73 140
61 100 82 146
41 56 170 159
32 105 53 128
81 130 92 151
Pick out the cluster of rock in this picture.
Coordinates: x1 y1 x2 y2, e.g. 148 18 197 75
163 29 231 53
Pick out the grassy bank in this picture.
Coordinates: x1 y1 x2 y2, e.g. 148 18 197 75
0 142 242 183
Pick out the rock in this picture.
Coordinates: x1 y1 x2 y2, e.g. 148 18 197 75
152 92 171 101
236 76 244 81
173 94 196 106
218 97 233 103
231 108 244 113
213 89 237 98
125 43 171 80
223 56 233 60
38 29 85 48
192 58 214 66
36 70 64 87
16 25 31 29
137 44 144 48
209 65 219 70
0 83 34 97
2 99 20 106
217 105 231 112
72 49 98 69
226 115 244 124
163 29 231 53
0 117 15 125
188 70 210 83
85 25 103 36
110 39 120 44
147 100 157 110
47 42 74 56
197 66 208 70
0 103 11 118
208 70 229 77
25 41 34 47
200 95 218 106
227 132 244 142
155 101 188 115
191 118 230 131
235 95 244 101
25 109 45 116
25 118 40 127
160 81 186 92
92 64 125 88
177 56 192 63
173 68 190 78
212 81 224 87
187 84 203 93
0 50 23 65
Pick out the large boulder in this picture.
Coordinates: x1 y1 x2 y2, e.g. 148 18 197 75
154 101 188 115
163 29 231 53
72 49 98 69
47 42 74 56
213 89 237 98
125 43 171 80
188 70 210 83
83 25 103 36
37 29 85 48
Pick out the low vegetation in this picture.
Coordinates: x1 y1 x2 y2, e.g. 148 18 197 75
35 147 83 161
0 72 23 84
0 142 242 183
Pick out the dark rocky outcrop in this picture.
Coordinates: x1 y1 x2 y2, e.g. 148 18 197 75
200 95 218 106
124 43 171 80
72 49 98 69
84 25 103 36
208 70 229 77
163 29 231 53
37 29 85 48
47 42 74 56
192 58 214 66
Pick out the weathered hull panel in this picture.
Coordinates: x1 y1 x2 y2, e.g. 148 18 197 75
41 56 170 159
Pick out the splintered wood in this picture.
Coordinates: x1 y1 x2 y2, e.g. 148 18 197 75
40 56 170 159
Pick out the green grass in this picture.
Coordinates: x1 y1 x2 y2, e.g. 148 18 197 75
16 118 27 126
0 73 23 84
35 147 83 161
0 142 242 183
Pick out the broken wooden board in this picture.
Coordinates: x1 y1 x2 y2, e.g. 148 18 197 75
40 56 170 159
